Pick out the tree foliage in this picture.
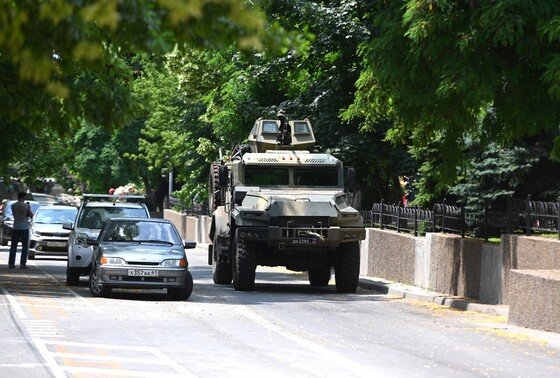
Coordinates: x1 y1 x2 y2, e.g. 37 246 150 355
346 0 560 184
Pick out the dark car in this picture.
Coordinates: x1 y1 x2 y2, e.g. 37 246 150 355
87 218 196 300
0 200 41 246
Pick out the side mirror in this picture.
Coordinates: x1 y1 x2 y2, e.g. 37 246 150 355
85 239 99 246
183 240 197 249
346 167 357 192
62 222 74 230
218 164 229 187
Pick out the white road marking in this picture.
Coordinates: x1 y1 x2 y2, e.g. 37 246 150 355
42 341 197 377
51 352 168 365
0 286 27 319
234 305 387 377
22 320 62 338
61 366 181 377
31 338 66 378
15 289 74 296
35 264 103 313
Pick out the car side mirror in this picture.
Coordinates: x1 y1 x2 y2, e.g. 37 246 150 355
346 167 357 192
218 164 229 187
183 240 196 249
85 239 98 246
62 222 74 230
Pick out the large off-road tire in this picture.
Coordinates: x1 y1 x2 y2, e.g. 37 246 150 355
66 262 80 286
212 235 232 285
334 241 360 293
168 271 194 300
89 266 111 297
232 236 256 291
308 265 332 287
208 163 222 212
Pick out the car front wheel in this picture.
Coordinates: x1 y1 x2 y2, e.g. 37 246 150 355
89 266 111 297
168 271 193 301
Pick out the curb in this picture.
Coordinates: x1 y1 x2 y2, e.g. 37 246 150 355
358 277 509 318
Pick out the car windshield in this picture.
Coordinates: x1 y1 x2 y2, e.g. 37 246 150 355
77 207 147 229
102 221 181 245
245 166 289 186
3 201 41 218
294 168 339 186
34 208 77 224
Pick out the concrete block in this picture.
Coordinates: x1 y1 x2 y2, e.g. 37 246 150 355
414 235 430 288
457 237 483 300
502 235 560 304
428 233 460 295
198 216 212 244
359 230 371 276
164 209 186 239
367 229 416 284
479 243 503 304
508 269 560 333
185 216 198 241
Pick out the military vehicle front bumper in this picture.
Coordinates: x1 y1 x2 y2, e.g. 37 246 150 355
237 226 365 249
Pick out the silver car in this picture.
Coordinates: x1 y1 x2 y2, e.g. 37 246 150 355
29 205 78 259
87 218 196 300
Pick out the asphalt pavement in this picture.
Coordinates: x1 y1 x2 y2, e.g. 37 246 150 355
1 243 560 377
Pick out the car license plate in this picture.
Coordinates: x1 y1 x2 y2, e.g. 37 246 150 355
292 238 318 245
128 269 159 277
47 241 67 247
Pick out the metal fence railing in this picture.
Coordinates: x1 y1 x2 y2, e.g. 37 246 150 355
362 196 560 239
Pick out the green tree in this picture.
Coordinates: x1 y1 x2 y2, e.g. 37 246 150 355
0 0 279 173
346 0 560 184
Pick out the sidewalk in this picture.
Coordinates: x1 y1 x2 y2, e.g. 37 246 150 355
358 276 509 318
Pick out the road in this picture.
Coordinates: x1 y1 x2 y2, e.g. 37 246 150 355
1 244 560 378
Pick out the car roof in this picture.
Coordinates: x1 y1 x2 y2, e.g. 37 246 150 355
7 200 41 205
106 217 170 223
83 201 146 208
36 205 77 211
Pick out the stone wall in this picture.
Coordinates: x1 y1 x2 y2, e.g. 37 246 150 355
508 269 560 333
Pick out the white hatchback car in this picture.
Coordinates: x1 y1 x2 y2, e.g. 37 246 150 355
63 194 150 285
29 205 78 259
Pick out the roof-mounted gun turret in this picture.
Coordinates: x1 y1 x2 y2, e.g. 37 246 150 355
247 116 316 153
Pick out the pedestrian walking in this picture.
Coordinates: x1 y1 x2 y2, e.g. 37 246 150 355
8 192 34 269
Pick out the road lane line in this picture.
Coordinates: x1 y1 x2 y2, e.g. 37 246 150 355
32 337 66 378
35 265 103 313
148 347 198 378
43 340 196 377
0 286 27 319
50 352 168 365
61 366 181 377
234 305 387 377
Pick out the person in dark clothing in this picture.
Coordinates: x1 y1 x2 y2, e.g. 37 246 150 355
8 192 34 269
276 109 292 146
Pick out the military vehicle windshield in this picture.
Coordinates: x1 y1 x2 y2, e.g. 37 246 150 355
245 167 289 186
295 168 338 186
244 166 339 187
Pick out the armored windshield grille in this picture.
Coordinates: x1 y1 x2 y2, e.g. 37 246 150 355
304 158 328 163
256 157 278 163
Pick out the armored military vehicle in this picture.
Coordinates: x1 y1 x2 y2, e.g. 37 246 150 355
208 114 365 292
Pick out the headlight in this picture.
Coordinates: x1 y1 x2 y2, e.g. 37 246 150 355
5 221 13 228
161 259 186 267
100 257 126 265
32 230 42 237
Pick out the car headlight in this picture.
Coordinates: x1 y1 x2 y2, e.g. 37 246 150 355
160 259 186 267
5 220 13 228
100 257 126 265
32 230 41 237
